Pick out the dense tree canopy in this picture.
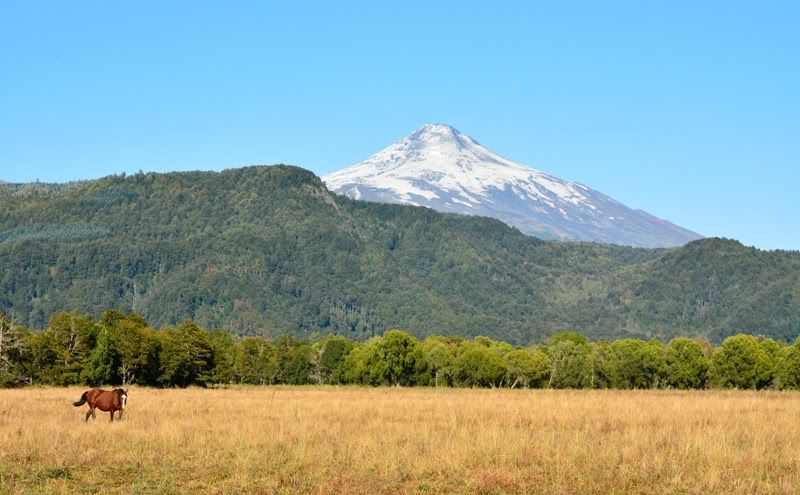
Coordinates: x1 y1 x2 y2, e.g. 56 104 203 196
711 334 773 389
5 311 798 390
664 337 710 389
1 166 798 345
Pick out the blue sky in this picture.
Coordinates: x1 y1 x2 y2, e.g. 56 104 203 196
1 1 798 250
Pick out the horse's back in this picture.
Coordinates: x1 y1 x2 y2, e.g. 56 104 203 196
86 388 103 402
86 389 112 410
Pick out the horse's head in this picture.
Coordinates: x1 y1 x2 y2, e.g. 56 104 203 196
115 388 128 410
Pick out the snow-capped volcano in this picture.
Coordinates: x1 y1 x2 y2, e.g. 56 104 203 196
323 124 701 247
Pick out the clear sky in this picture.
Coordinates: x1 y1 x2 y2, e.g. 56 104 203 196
1 2 798 250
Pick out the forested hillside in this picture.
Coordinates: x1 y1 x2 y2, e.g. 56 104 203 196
1 165 798 344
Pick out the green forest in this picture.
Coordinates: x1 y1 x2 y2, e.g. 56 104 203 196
2 311 799 390
1 165 799 344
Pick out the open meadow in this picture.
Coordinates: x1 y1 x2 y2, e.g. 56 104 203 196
1 387 799 495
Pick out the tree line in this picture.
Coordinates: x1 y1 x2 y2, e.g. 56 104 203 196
2 310 800 390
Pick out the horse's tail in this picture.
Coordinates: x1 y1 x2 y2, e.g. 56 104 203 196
73 391 88 407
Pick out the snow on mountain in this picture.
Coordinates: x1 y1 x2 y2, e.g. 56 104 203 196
323 124 702 248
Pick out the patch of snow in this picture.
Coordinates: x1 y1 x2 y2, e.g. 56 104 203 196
321 123 702 248
347 186 362 200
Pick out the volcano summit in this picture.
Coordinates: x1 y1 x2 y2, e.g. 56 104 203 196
323 124 701 248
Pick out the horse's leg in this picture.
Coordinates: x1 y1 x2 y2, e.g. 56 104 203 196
110 410 114 422
118 409 124 420
91 407 97 421
85 409 92 422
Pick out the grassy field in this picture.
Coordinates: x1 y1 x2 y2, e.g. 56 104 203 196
1 387 799 494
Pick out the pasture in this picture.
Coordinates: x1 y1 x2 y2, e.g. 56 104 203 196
1 387 798 494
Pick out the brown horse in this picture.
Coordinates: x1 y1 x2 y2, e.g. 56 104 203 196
73 388 128 422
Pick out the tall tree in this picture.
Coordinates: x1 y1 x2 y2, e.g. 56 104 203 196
454 346 507 387
342 338 382 385
234 337 277 385
283 343 315 385
664 337 710 389
775 339 800 390
711 334 772 389
547 333 592 388
207 329 236 385
374 330 427 386
81 326 120 385
29 313 96 385
609 339 665 389
158 321 214 387
318 335 355 384
420 336 455 387
113 314 160 386
0 313 32 387
505 348 549 388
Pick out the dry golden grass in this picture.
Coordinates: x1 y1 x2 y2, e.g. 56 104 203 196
1 387 799 494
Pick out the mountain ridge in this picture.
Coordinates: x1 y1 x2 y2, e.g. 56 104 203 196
0 165 797 344
324 124 702 248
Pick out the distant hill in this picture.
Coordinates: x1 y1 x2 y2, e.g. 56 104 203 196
324 124 702 248
0 165 797 344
